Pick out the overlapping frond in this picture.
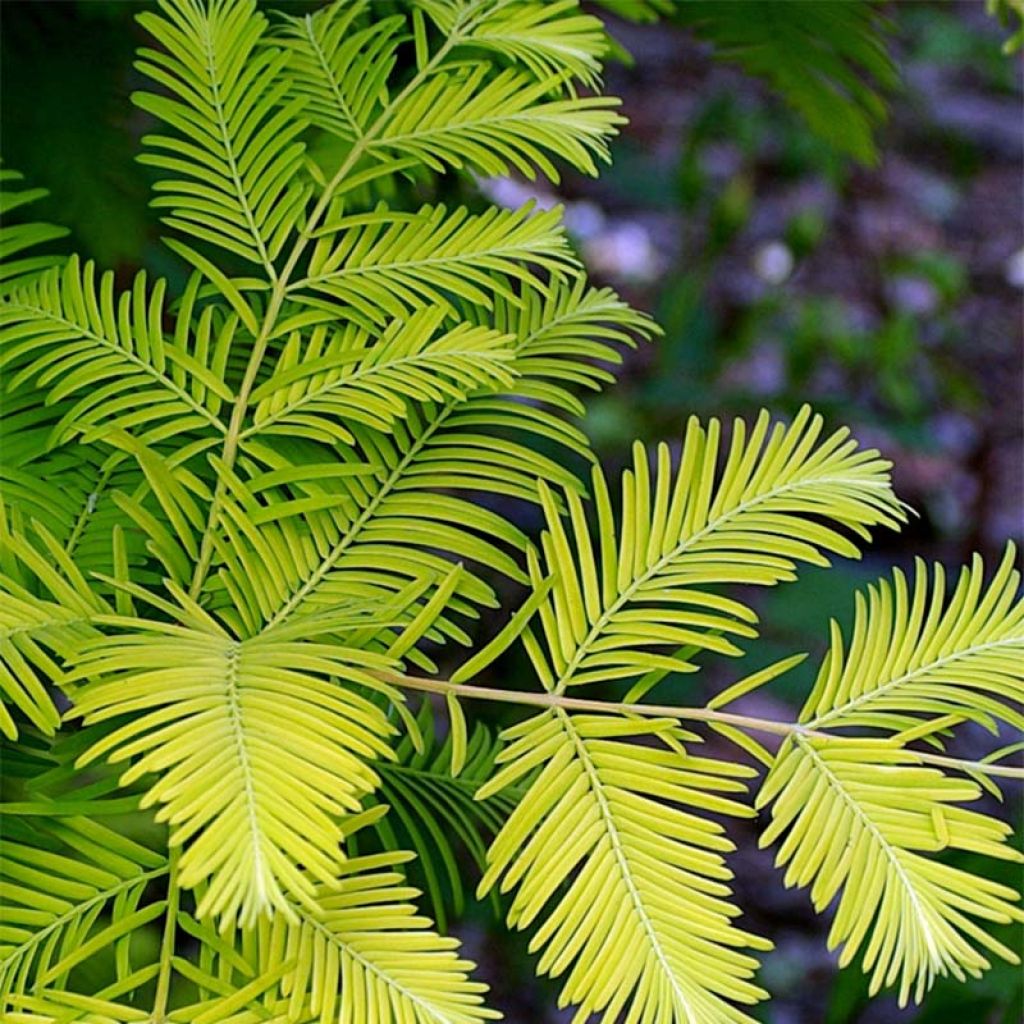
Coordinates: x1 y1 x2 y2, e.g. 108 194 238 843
279 0 616 184
520 407 903 692
275 0 403 143
463 278 657 421
478 710 771 1023
0 513 109 738
0 257 234 447
65 608 403 927
756 552 1024 1005
0 424 145 580
134 0 310 272
370 66 621 182
0 170 68 295
5 0 1019 1019
415 0 609 86
373 704 517 928
246 307 516 445
213 278 652 634
1 803 496 1021
0 582 87 739
675 0 898 164
801 544 1024 735
758 737 1023 1005
0 813 167 1006
292 202 577 325
249 852 499 1024
209 457 516 640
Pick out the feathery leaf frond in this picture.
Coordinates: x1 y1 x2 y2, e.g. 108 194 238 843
0 513 111 738
1 0 1018 1019
0 813 167 1005
293 202 578 325
1 803 495 1022
279 0 616 184
0 170 68 296
802 544 1024 735
757 551 1024 1005
372 704 517 928
248 851 500 1024
370 67 622 182
520 407 903 693
275 0 403 144
134 0 310 273
479 711 771 1023
758 737 1023 1006
246 307 516 445
415 0 609 87
213 278 652 635
0 583 88 739
66 613 402 927
0 432 145 582
0 257 234 448
678 0 898 163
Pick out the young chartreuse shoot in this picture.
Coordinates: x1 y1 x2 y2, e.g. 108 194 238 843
0 1 1021 1022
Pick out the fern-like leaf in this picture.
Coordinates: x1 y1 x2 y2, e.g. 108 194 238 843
801 544 1024 735
0 170 68 296
212 278 652 635
479 711 771 1023
758 737 1023 1005
248 851 500 1023
757 550 1024 1004
275 0 403 144
470 408 906 1021
0 258 235 447
370 66 622 182
373 704 517 928
677 0 898 164
293 201 577 325
0 814 167 1005
0 800 496 1020
415 0 609 87
66 605 403 927
521 407 904 692
0 514 110 739
134 0 311 272
280 0 616 184
246 306 516 445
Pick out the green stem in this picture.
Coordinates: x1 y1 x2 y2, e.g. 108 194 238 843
187 32 458 599
382 671 1024 780
63 457 121 557
152 846 181 1023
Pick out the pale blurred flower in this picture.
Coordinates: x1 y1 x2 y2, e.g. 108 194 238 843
753 240 794 284
1004 247 1024 289
564 200 606 240
583 222 661 283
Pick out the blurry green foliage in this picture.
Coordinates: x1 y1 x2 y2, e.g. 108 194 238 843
599 0 899 165
987 0 1024 53
676 1 899 166
585 69 982 447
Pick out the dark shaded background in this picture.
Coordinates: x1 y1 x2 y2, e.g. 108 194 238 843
2 1 1021 1021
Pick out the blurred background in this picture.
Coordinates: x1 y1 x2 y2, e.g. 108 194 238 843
2 1 1021 1021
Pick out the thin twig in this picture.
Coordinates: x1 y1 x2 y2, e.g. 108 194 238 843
381 671 1024 780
